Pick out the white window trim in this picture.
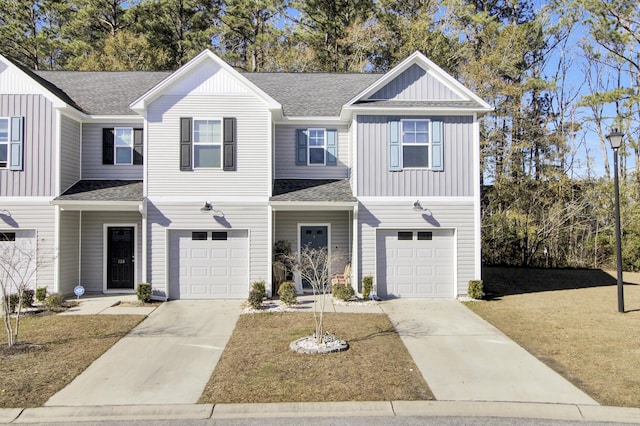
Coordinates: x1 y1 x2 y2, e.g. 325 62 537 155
114 127 134 165
193 118 223 169
0 117 9 168
307 128 326 166
401 118 431 169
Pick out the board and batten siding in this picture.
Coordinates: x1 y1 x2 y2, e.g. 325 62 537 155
82 122 143 180
0 95 56 196
273 210 351 274
58 210 79 295
357 115 474 197
0 203 56 291
80 211 142 293
368 64 461 101
146 95 271 197
60 115 81 192
274 124 350 179
358 201 476 297
147 201 269 299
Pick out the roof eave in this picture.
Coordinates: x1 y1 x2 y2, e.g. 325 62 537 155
269 201 357 211
51 200 142 211
343 105 494 116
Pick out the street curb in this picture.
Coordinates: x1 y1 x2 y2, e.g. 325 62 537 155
2 401 640 423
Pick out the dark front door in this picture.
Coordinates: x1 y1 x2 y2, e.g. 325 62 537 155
107 227 135 290
300 225 328 290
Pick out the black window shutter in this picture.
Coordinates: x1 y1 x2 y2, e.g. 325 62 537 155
180 117 192 171
223 117 236 171
102 128 114 165
133 128 143 165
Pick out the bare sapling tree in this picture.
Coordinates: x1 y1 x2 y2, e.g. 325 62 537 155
283 246 345 344
1 236 39 347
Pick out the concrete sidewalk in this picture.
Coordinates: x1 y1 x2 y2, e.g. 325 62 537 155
381 299 598 405
45 300 242 406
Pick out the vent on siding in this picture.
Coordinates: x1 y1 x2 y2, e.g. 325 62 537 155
191 232 207 241
211 232 228 241
397 231 413 241
417 232 433 240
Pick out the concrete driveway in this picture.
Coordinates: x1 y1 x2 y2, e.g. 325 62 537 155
381 299 598 405
45 300 242 406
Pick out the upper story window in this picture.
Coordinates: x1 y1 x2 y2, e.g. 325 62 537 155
0 118 8 168
296 128 337 167
308 129 326 165
193 119 222 168
103 127 143 165
401 119 429 168
115 128 133 165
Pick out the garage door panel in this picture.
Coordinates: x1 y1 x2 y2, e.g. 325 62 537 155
377 229 454 298
169 230 248 300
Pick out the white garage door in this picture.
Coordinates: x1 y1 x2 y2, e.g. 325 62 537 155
169 230 248 299
376 229 454 298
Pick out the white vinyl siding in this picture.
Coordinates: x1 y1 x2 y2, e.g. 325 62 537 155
357 115 475 197
82 122 143 180
275 124 349 179
58 210 80 295
146 95 270 197
60 115 81 193
0 95 57 196
358 200 476 297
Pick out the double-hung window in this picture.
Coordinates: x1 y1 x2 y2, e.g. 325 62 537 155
308 129 326 165
114 128 134 165
0 118 8 168
401 119 429 168
193 119 222 168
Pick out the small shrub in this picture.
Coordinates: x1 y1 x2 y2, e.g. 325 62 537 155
278 281 297 306
251 280 267 299
3 294 19 313
248 288 265 309
362 275 374 300
137 283 152 303
468 280 484 299
332 283 355 301
35 287 47 302
21 289 34 308
44 293 65 308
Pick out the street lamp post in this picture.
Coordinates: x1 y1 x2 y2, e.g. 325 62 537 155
606 128 625 313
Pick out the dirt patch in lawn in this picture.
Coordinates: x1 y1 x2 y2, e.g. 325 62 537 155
0 314 144 408
199 312 433 403
466 267 640 407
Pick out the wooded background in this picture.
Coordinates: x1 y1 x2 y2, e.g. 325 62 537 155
1 0 638 270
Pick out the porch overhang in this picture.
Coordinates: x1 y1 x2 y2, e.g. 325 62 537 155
52 180 144 213
52 200 142 211
269 201 357 211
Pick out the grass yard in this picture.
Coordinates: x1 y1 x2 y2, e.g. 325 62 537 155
199 312 433 403
466 267 640 408
0 314 144 408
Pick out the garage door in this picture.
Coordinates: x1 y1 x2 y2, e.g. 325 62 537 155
0 230 36 289
376 229 454 298
169 230 248 299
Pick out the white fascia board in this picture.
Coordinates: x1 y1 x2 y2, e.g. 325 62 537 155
343 51 493 112
357 196 474 205
269 201 357 211
342 106 493 117
52 200 142 211
276 116 348 126
149 195 269 204
83 115 144 123
1 196 55 204
129 49 281 112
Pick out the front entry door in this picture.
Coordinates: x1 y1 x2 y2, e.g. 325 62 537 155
300 225 328 290
107 227 135 290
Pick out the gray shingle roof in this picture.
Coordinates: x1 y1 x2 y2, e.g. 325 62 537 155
32 70 381 117
34 71 170 115
271 179 355 202
244 73 381 117
56 180 143 201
